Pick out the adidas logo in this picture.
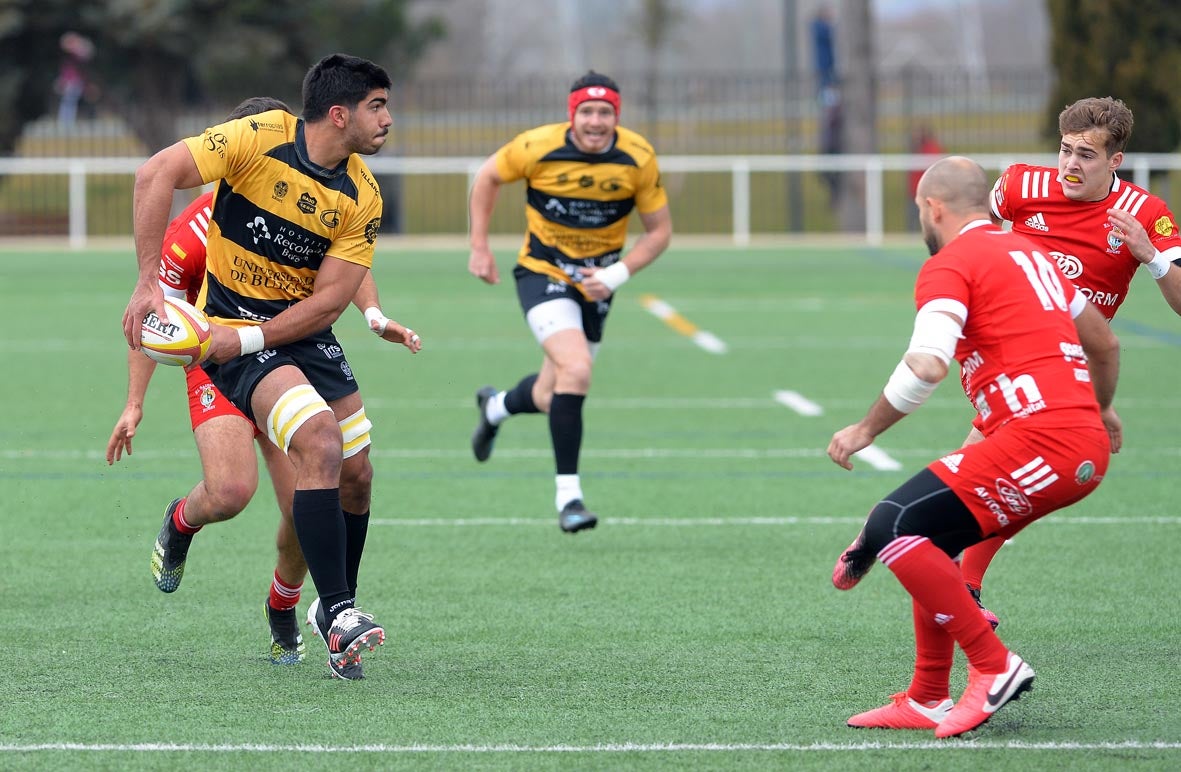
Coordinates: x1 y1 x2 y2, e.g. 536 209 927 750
1024 212 1049 231
939 453 963 474
934 613 954 625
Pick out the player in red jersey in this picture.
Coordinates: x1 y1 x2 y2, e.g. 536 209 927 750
827 157 1121 737
107 96 421 667
959 96 1181 621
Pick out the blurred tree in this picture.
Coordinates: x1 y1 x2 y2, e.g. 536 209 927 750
1046 0 1181 152
0 0 444 154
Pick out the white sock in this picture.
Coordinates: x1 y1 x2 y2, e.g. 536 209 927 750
555 474 583 511
485 391 510 425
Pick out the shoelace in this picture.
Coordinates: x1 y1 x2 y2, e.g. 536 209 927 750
332 607 375 633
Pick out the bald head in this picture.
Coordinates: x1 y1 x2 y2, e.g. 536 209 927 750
914 156 994 255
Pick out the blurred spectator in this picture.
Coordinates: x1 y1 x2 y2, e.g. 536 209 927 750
819 85 844 206
907 125 945 230
55 32 95 126
811 6 837 91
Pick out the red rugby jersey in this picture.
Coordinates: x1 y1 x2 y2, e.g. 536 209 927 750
157 190 213 305
990 163 1181 319
915 221 1099 435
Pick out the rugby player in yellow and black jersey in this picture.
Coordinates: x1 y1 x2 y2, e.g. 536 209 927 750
467 70 672 533
121 54 397 680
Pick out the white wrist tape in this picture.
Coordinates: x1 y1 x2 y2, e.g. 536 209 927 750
238 325 265 355
882 360 938 414
1146 251 1172 280
596 261 631 291
364 306 390 334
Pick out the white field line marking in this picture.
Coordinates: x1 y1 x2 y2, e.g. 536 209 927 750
773 390 824 416
2 741 1179 754
369 516 1181 527
639 293 728 354
852 444 903 471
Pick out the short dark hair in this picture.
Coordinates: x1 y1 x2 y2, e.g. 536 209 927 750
226 96 291 121
570 70 620 94
1058 97 1134 156
302 54 392 122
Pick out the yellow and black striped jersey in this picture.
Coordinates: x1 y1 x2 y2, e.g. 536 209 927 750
183 110 383 328
495 122 667 290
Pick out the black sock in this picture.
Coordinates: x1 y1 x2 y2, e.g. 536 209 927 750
292 488 352 625
343 509 370 600
504 373 541 415
548 393 585 474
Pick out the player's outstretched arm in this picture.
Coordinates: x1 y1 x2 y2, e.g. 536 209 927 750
106 349 158 464
468 155 504 285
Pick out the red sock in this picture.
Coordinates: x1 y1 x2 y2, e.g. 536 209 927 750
961 537 1005 591
907 598 953 703
880 536 1008 674
268 570 302 612
171 497 201 535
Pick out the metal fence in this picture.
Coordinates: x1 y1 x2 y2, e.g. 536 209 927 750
1 69 1064 238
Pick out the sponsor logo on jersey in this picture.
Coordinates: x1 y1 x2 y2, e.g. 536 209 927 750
320 209 340 228
317 343 344 359
545 198 568 216
995 477 1034 516
939 453 963 474
1075 460 1096 484
1024 212 1049 231
1073 367 1091 382
1051 250 1083 279
975 486 1009 526
933 613 954 625
297 192 317 215
246 216 271 245
545 282 566 295
203 130 228 159
579 175 594 188
247 118 286 133
1155 215 1176 237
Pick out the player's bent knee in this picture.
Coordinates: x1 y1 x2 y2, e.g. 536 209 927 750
266 384 333 455
206 478 257 519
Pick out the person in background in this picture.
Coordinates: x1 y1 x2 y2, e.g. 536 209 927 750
466 70 672 533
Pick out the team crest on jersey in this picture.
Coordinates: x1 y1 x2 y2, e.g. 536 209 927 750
1075 460 1096 485
1155 215 1176 237
273 181 288 201
203 130 228 159
298 192 317 214
198 383 216 411
1107 229 1124 253
364 216 381 244
340 361 354 381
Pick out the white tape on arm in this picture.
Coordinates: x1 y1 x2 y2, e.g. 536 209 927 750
363 306 390 334
238 325 265 355
908 303 965 365
882 360 939 414
1145 250 1172 280
596 261 631 291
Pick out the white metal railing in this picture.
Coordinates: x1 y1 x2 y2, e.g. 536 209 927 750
4 153 1180 248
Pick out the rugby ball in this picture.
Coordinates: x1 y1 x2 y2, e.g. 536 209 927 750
140 296 212 366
